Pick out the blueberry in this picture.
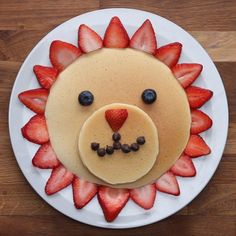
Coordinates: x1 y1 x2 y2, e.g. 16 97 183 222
113 142 121 150
141 89 157 104
121 144 131 153
112 132 121 142
130 143 139 151
97 148 106 157
137 136 145 145
106 145 114 155
91 142 99 151
78 91 94 106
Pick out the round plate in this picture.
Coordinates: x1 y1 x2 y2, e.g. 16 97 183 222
8 8 228 228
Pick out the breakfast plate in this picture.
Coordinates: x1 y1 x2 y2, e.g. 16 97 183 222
8 8 228 228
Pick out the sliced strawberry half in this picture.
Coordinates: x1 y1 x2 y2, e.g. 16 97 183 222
172 63 203 88
18 88 49 114
186 86 213 109
78 24 103 53
130 19 157 54
32 142 60 169
103 16 129 48
154 42 182 68
45 165 74 195
171 154 196 177
21 115 49 144
130 184 156 210
156 171 180 196
33 65 58 89
49 40 82 72
97 186 129 222
191 109 213 134
105 109 128 132
185 134 211 158
72 177 98 209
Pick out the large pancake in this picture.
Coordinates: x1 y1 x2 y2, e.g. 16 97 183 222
45 48 191 188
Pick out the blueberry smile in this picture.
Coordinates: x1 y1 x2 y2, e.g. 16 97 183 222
91 132 145 157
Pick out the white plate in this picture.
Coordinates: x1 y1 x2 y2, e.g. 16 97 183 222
8 8 228 228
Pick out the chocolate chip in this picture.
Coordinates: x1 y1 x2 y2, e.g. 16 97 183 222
112 132 121 142
137 136 145 145
97 148 106 157
91 142 99 151
131 143 139 151
121 144 131 153
106 145 114 155
113 142 121 150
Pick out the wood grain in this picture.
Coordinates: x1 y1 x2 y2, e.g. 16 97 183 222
0 215 235 236
100 0 236 31
191 32 236 62
0 0 99 30
0 1 236 235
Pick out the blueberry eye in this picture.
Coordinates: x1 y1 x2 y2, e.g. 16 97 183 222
78 91 94 106
141 89 157 104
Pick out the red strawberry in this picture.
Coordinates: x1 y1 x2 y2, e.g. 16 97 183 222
32 142 60 169
156 171 180 196
185 134 211 158
18 88 48 114
130 184 156 210
105 109 128 132
72 177 98 209
186 86 213 109
21 115 49 144
78 24 103 53
172 63 203 88
97 186 129 222
33 65 58 89
49 40 82 72
130 19 157 54
171 154 196 177
154 42 182 68
191 109 213 134
103 16 129 48
45 165 74 195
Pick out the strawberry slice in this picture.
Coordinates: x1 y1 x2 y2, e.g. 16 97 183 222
103 16 129 48
105 109 128 132
172 63 203 88
156 171 180 196
186 86 213 109
130 19 157 54
49 40 82 72
97 186 129 222
32 142 60 169
130 184 156 210
154 42 182 68
72 177 98 209
78 24 103 53
191 109 213 134
18 88 48 114
21 115 49 144
171 154 196 177
33 65 58 89
45 165 74 195
185 134 211 158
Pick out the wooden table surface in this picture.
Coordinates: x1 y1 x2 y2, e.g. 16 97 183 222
0 0 235 235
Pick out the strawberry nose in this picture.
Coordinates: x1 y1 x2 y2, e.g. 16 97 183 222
105 109 128 132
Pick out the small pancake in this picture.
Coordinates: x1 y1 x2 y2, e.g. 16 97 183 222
45 48 191 188
78 103 159 184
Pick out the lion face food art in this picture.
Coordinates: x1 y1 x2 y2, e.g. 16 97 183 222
19 17 212 222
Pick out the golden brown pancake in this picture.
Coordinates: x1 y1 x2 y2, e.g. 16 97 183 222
78 103 159 184
45 48 191 188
